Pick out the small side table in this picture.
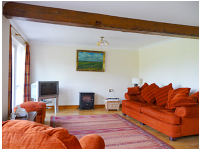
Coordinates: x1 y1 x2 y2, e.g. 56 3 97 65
14 111 37 122
105 98 120 111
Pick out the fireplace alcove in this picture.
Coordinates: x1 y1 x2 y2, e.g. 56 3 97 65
79 92 95 110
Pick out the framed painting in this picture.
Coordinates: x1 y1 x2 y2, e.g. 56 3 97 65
76 50 105 72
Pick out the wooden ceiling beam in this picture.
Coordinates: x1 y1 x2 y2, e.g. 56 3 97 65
3 2 199 39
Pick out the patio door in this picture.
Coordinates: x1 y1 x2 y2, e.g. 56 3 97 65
12 37 25 111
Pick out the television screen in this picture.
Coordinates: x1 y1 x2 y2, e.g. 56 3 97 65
40 82 59 96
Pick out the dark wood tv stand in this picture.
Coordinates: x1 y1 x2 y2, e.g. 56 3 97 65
36 95 59 113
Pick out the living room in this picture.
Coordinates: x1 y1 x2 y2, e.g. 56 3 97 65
2 1 199 149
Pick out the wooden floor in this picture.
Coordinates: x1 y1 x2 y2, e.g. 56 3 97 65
44 107 199 149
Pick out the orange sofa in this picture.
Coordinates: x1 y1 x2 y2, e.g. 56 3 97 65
14 101 46 124
122 83 199 141
2 120 105 149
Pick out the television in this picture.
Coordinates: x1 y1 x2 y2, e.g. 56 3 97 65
31 81 59 101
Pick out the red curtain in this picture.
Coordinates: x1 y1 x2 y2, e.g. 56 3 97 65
24 44 30 102
8 25 12 117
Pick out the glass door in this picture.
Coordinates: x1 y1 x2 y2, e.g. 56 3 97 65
12 38 25 111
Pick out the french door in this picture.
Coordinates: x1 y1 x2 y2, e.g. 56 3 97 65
12 38 25 111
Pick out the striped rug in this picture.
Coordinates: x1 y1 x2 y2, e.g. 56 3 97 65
50 114 174 149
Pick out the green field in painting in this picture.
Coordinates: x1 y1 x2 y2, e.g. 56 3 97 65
78 61 103 70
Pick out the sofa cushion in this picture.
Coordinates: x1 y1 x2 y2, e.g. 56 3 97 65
125 93 140 101
175 106 199 118
166 93 198 110
136 94 146 102
140 82 149 91
166 88 191 109
136 83 149 102
154 83 173 107
190 91 199 103
141 83 159 103
141 106 180 125
122 100 153 113
127 86 140 95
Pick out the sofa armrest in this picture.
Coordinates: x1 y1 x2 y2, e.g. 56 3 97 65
125 93 139 101
175 106 199 118
79 134 105 149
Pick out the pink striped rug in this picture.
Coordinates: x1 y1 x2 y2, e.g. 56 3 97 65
50 114 174 149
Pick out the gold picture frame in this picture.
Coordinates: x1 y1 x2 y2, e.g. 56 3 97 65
76 50 105 72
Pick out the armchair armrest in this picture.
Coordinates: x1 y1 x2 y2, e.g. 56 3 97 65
175 106 199 118
79 134 105 149
14 101 46 114
14 101 46 123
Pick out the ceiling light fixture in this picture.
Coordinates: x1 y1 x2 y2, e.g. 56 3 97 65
97 37 109 46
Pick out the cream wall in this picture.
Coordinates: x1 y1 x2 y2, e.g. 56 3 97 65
2 16 10 120
30 43 139 105
139 38 199 94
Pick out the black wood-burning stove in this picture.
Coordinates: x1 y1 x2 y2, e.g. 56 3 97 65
79 92 95 110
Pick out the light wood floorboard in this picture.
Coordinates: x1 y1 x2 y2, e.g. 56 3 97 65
44 107 199 149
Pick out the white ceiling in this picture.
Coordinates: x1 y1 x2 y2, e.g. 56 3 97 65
10 1 199 50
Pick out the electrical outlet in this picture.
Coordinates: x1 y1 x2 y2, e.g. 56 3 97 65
109 89 114 92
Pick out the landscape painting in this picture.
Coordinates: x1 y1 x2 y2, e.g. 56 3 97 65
76 50 105 72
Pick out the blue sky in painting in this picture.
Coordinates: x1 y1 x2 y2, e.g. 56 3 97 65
78 52 103 62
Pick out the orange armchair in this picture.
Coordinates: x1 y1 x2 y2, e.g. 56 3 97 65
14 101 46 123
2 120 105 149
